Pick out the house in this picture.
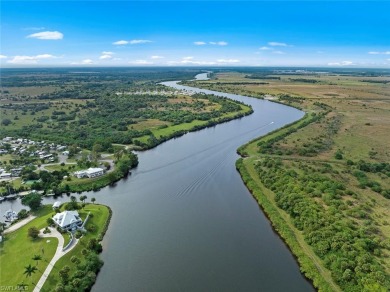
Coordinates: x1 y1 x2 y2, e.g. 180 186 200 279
53 210 83 231
74 167 104 179
11 168 23 176
0 172 11 179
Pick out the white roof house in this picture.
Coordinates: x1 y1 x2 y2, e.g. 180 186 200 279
53 211 83 231
0 172 11 179
74 167 104 179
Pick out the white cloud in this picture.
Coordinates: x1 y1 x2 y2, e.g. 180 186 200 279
113 40 129 45
70 59 95 65
259 46 271 50
7 54 56 64
272 51 285 54
217 59 240 63
27 31 63 40
129 39 152 44
113 39 152 45
81 59 94 64
368 51 390 55
167 57 216 65
194 41 206 45
327 61 355 66
130 60 154 65
0 55 7 59
209 41 228 46
168 56 239 65
268 42 289 47
99 51 114 60
151 55 164 59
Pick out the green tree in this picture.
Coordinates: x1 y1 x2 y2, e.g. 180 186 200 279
335 149 343 160
23 264 38 284
32 254 42 267
80 195 87 204
58 266 70 284
18 209 29 220
21 193 42 211
91 197 96 204
1 118 12 126
70 255 81 265
28 227 39 240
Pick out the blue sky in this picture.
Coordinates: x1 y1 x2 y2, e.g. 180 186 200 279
1 1 390 67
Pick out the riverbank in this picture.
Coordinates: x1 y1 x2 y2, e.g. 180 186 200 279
197 71 390 291
2 70 314 291
132 100 253 150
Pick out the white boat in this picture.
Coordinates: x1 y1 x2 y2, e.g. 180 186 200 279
4 209 18 222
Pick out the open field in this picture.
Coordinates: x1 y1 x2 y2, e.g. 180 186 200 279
0 203 110 291
192 70 390 291
0 206 59 291
0 69 251 151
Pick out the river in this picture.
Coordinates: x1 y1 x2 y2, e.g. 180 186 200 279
1 73 314 291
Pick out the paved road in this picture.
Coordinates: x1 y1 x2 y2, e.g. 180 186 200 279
3 215 36 234
33 227 78 292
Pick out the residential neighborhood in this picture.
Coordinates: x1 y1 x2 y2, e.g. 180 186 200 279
0 135 137 204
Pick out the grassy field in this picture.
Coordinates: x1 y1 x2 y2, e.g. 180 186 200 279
0 206 59 291
0 203 110 291
192 71 390 291
133 103 251 145
0 99 90 131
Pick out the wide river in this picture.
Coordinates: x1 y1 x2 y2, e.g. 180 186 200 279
2 73 314 291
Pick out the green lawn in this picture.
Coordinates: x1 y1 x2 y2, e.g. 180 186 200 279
41 203 110 291
0 204 110 291
0 206 60 291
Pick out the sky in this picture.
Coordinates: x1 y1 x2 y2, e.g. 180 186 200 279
1 1 390 68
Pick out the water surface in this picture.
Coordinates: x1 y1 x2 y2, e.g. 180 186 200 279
1 77 313 291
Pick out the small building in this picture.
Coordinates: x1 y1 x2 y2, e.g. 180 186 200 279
11 168 23 177
0 172 11 179
74 167 104 179
53 211 83 231
53 201 62 209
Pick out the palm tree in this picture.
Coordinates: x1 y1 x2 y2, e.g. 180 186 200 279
91 197 96 204
23 264 38 286
32 254 42 267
